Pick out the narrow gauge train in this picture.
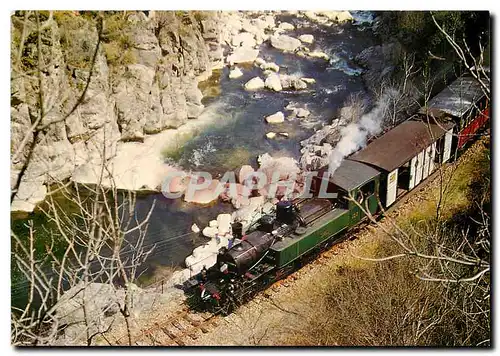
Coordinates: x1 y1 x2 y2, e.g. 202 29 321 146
184 73 490 315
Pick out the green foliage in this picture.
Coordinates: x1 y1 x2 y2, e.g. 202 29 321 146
101 12 136 68
54 11 96 69
175 11 187 17
197 69 222 99
103 41 136 67
161 132 192 161
379 11 488 64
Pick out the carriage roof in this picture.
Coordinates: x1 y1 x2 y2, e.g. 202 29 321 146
349 120 455 172
319 159 381 192
421 75 486 118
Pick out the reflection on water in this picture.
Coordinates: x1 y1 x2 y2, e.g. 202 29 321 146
132 193 235 282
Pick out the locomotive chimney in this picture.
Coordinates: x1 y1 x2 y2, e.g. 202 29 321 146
276 200 295 224
231 222 243 240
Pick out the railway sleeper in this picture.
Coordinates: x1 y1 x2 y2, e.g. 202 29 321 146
162 325 181 340
148 329 172 345
200 325 211 333
183 313 202 324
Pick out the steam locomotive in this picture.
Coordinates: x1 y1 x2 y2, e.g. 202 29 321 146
183 72 489 315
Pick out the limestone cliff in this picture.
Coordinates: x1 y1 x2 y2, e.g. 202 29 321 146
10 11 223 212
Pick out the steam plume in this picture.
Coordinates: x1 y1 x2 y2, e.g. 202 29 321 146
328 90 396 175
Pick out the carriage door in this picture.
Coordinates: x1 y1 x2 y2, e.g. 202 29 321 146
414 150 424 186
409 156 417 190
429 142 437 174
386 169 398 207
442 128 453 163
422 145 432 179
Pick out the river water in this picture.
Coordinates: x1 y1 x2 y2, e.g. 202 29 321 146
134 11 379 280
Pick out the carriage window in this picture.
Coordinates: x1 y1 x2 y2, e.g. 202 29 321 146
360 180 376 196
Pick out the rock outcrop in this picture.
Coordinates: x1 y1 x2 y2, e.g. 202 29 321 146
265 111 285 124
269 34 302 52
244 76 265 90
10 11 224 212
52 281 175 345
354 42 403 89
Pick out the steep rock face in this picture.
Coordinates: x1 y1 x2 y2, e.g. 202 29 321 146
10 11 223 212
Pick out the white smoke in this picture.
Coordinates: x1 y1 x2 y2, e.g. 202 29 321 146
328 89 397 175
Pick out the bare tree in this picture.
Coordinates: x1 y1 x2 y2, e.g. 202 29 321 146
11 148 157 345
10 11 160 346
431 13 490 100
373 52 422 128
348 142 490 346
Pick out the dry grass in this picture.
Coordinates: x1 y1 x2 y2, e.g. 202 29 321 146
279 138 490 347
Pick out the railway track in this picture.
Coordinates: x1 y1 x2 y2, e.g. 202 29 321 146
115 305 220 346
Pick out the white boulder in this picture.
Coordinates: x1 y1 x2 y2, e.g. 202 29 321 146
231 32 257 48
265 111 285 124
301 77 316 84
239 165 255 184
244 77 265 90
278 22 295 31
183 179 220 205
191 223 200 233
319 11 353 23
227 48 259 64
257 153 301 183
202 226 218 238
229 67 244 79
264 15 276 29
254 58 266 66
280 75 308 90
270 35 302 52
217 213 232 235
266 132 277 139
296 108 311 118
298 34 314 44
262 70 275 77
308 51 330 60
261 62 280 72
209 220 218 228
265 73 283 92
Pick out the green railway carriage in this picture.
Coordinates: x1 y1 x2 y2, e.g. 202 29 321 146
269 160 381 269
